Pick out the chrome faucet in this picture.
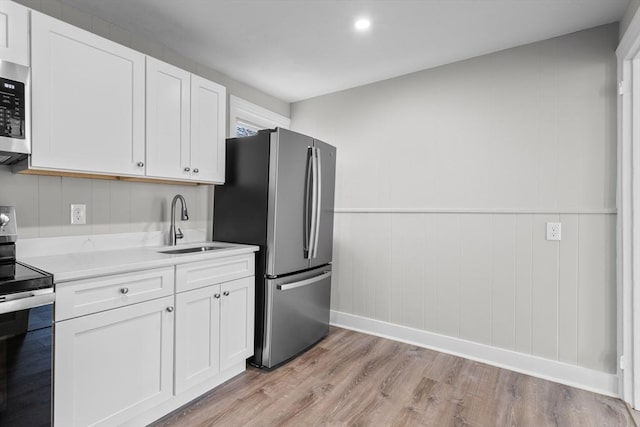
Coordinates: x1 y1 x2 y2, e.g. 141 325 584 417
169 194 189 246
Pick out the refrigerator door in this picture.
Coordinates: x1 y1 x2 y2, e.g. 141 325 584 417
310 139 337 268
261 266 332 368
266 129 314 276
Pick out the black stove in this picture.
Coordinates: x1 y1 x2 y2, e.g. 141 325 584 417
0 261 54 295
0 206 55 426
0 206 53 295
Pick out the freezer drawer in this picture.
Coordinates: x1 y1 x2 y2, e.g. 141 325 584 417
261 266 332 368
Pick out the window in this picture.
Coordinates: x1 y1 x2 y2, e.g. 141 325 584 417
229 95 291 137
235 120 260 137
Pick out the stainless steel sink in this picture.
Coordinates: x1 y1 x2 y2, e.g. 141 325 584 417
159 245 228 255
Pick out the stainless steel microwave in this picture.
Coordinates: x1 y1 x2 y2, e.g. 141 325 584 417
0 60 29 165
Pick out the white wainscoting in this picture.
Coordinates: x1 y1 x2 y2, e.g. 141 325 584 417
330 210 617 394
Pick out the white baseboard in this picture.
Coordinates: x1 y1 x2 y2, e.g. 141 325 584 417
330 310 619 398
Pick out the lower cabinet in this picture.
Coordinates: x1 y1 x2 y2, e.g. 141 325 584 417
220 277 254 371
174 284 221 394
54 296 175 427
53 254 256 426
175 276 254 394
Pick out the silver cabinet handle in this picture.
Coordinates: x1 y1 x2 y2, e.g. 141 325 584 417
166 306 174 312
214 293 221 299
120 287 129 294
137 161 144 167
277 271 332 291
223 291 230 296
193 168 199 174
184 167 190 172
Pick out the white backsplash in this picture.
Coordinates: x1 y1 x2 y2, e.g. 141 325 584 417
16 229 208 258
0 167 213 240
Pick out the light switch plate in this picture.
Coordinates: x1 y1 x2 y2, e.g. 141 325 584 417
546 222 561 241
70 204 86 225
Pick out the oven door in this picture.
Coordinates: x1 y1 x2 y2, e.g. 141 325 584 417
0 289 54 427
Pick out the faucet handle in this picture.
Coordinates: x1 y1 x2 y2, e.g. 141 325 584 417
176 228 184 240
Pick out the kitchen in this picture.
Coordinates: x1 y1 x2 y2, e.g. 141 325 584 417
0 0 636 425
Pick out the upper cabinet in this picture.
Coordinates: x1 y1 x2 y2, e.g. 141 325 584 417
146 58 191 181
25 10 227 184
0 1 29 66
147 58 226 184
30 11 146 176
190 75 225 183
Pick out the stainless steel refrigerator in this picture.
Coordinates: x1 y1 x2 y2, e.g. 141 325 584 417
213 128 336 368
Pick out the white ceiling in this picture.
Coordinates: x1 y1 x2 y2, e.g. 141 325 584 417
60 0 629 103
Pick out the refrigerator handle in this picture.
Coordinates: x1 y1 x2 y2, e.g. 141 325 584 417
304 146 314 259
309 147 319 258
277 271 332 291
312 147 322 258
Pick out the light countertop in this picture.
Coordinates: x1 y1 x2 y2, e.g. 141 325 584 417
22 241 259 284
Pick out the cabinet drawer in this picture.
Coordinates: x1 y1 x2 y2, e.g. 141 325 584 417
176 254 254 293
55 267 174 321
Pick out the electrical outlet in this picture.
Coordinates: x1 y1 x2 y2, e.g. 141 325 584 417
70 204 86 225
546 222 561 241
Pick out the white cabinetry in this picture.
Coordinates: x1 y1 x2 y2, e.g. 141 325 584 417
146 58 226 183
53 251 255 426
220 277 254 370
175 284 221 394
146 58 191 180
30 11 146 176
175 276 254 393
54 296 175 427
190 75 226 183
27 12 227 183
54 266 174 321
174 256 254 394
0 1 29 66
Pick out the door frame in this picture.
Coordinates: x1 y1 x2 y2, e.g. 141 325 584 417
617 9 640 408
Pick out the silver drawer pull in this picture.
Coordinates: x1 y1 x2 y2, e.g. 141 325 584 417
166 306 174 312
223 291 230 296
214 293 221 299
120 287 129 294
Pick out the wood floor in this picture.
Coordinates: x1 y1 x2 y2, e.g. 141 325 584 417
153 327 634 427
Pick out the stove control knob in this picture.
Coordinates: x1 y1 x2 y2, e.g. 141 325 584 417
0 213 9 229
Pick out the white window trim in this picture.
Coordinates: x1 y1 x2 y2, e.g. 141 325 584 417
229 95 291 137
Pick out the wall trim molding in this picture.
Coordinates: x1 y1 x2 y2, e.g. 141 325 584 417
334 208 617 215
330 310 619 398
616 1 640 408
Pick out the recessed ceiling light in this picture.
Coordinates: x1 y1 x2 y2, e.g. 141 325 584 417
354 18 371 31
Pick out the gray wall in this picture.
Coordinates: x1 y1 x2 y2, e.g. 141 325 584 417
1 0 290 239
291 24 618 374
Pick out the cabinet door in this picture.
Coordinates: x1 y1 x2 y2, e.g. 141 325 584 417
146 57 191 180
175 284 221 394
190 74 226 183
54 296 174 427
220 276 254 371
0 1 28 66
31 11 145 175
